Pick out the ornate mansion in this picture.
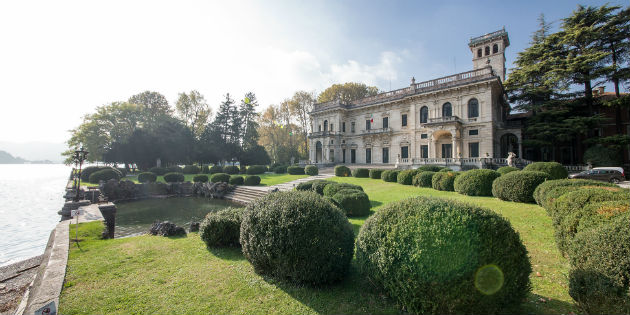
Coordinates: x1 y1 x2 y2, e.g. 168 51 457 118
307 29 523 169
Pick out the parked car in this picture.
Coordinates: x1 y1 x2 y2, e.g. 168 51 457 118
569 167 625 183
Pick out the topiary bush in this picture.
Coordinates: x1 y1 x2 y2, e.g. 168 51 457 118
533 179 617 209
523 162 568 180
492 171 550 203
352 168 370 178
369 169 384 179
431 171 460 191
567 212 630 315
497 166 519 176
583 145 623 167
332 189 371 216
240 165 247 174
209 165 223 174
396 170 416 185
312 180 333 195
182 165 201 174
454 169 501 196
200 207 245 247
356 196 531 314
163 172 185 183
229 175 244 185
81 166 121 181
438 167 453 172
149 167 167 176
210 173 231 183
273 165 287 174
137 172 157 183
245 165 266 175
334 165 351 177
201 165 210 174
322 182 363 197
413 171 435 187
296 179 327 191
244 175 261 186
165 165 182 173
240 191 355 285
287 166 305 175
304 165 318 176
223 165 239 174
193 174 209 183
89 169 121 183
381 170 399 182
417 165 443 172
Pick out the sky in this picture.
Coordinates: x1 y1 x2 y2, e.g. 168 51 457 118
0 0 626 145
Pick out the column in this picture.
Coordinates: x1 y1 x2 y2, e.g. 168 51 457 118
431 139 437 158
452 137 458 158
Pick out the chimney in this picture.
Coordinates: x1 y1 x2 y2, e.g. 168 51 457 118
598 86 605 95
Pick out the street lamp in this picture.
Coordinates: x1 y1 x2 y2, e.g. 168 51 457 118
73 147 89 202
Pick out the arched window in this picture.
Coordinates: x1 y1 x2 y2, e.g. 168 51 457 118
420 106 428 123
485 46 490 56
442 102 452 117
468 98 479 118
477 48 482 58
493 44 498 54
323 120 328 132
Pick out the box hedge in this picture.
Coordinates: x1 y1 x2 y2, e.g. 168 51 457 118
352 168 370 178
295 179 322 191
497 166 519 176
229 175 244 185
246 165 267 175
332 189 371 217
533 179 616 209
369 169 385 179
395 170 415 185
163 172 185 183
381 170 399 182
492 171 550 203
223 165 239 174
137 172 157 183
305 165 318 176
81 166 122 181
431 171 460 191
148 167 167 176
334 165 351 177
243 175 261 186
322 182 363 197
210 173 231 183
182 165 200 174
523 161 568 180
273 165 287 174
193 174 209 183
417 165 443 172
454 169 500 196
200 207 245 247
209 165 223 174
438 167 453 172
413 171 435 187
287 166 305 175
312 180 334 195
165 165 182 173
88 169 121 183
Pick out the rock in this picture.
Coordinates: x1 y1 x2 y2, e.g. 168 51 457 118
196 182 233 199
149 221 186 237
189 222 200 232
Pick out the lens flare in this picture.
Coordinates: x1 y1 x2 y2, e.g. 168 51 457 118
474 264 504 295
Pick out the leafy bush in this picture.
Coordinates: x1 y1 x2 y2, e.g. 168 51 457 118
165 165 182 173
438 167 453 172
193 174 208 183
244 175 261 186
356 196 531 314
201 165 210 174
210 173 231 183
334 165 351 177
116 167 128 176
523 162 568 180
209 165 223 174
417 165 443 172
533 179 616 209
312 180 333 195
182 165 200 174
322 182 363 197
200 207 245 247
497 166 519 176
223 165 239 174
568 212 630 315
240 191 355 285
246 165 267 175
396 170 416 185
88 169 121 183
163 172 185 183
492 171 550 203
431 171 460 191
229 175 244 185
332 189 371 216
149 167 167 176
381 170 399 182
304 165 318 176
287 166 305 175
352 168 370 178
81 166 121 181
273 165 287 174
295 179 326 191
583 145 623 167
137 172 157 183
240 165 247 174
369 169 384 179
454 169 501 196
413 171 435 187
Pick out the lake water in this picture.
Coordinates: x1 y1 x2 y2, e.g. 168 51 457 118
0 164 70 267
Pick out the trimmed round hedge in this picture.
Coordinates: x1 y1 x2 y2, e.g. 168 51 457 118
137 172 157 183
240 191 355 285
81 166 122 182
533 179 616 209
438 167 453 172
149 167 167 176
246 165 267 175
369 169 384 179
200 207 244 247
523 162 568 180
223 165 240 174
182 165 200 174
397 170 416 185
568 212 630 315
312 180 333 195
193 175 208 183
497 166 519 176
322 182 363 197
287 166 305 175
492 171 550 203
163 172 185 183
334 165 351 177
305 165 318 176
296 179 319 191
210 173 231 183
352 168 370 178
229 175 244 185
244 175 261 186
273 165 287 174
332 189 371 216
413 171 435 187
89 169 121 183
454 169 500 196
201 165 210 174
209 165 223 174
165 165 182 173
431 171 460 191
417 165 443 172
381 170 399 182
356 197 531 314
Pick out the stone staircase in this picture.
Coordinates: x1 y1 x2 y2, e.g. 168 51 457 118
223 174 334 205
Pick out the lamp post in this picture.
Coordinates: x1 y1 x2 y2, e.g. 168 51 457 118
73 147 89 202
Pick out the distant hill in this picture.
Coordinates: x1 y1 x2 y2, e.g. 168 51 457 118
0 150 27 164
0 141 65 163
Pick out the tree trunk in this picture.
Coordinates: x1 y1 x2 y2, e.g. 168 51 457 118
611 44 623 133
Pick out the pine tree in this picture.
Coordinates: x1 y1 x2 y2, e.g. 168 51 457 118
239 92 260 150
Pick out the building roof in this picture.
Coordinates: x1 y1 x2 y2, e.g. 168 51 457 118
468 28 510 47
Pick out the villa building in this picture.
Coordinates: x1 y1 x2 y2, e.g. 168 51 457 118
307 29 524 169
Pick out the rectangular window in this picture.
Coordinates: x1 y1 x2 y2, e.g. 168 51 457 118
342 122 346 132
351 149 356 163
402 114 407 127
442 144 452 158
469 142 479 158
382 147 389 163
420 133 428 139
342 149 346 163
351 122 355 133
469 129 479 136
318 125 321 132
366 148 371 164
330 124 334 132
329 149 335 162
382 117 388 129
401 146 409 159
366 120 371 130
421 145 428 158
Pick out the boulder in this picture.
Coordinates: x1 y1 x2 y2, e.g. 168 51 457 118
149 221 186 237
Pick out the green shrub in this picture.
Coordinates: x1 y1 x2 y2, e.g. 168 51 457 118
116 167 128 176
568 212 630 315
369 169 384 179
413 171 435 187
243 175 261 186
417 165 443 172
201 165 210 174
240 165 247 174
89 169 121 183
165 165 182 173
497 166 519 175
523 162 568 180
431 171 460 191
223 165 239 174
332 189 371 216
210 173 231 183
81 166 121 181
137 172 157 183
149 167 167 176
533 179 616 209
381 170 399 182
209 165 223 174
396 170 416 185
352 168 370 178
334 165 351 177
229 175 244 185
287 166 305 175
193 174 208 183
583 145 623 167
163 172 185 183
304 165 318 176
295 179 326 191
356 196 531 314
492 171 550 203
240 191 355 285
312 180 333 195
182 165 201 174
322 182 363 197
200 207 245 247
246 165 267 175
454 169 501 196
438 167 453 172
273 165 287 174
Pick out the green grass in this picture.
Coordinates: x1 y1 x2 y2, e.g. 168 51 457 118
61 177 576 314
82 173 308 187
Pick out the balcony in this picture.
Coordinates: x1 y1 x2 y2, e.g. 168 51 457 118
422 116 462 126
361 127 392 135
308 131 342 138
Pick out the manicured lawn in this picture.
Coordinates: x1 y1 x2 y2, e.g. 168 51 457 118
60 177 576 314
82 173 308 187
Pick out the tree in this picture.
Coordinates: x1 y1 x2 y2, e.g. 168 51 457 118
317 82 379 104
288 91 316 155
239 92 260 151
175 90 212 138
128 91 171 126
258 104 303 164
